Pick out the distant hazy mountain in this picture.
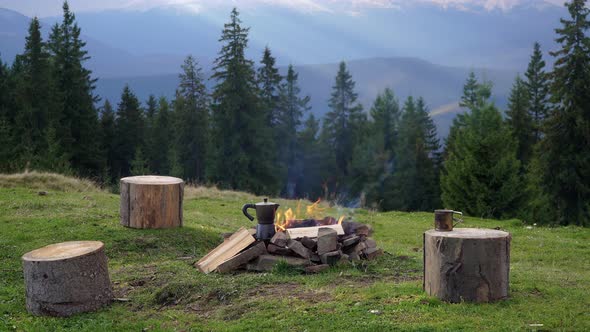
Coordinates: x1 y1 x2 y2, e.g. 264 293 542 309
39 2 564 72
95 57 515 138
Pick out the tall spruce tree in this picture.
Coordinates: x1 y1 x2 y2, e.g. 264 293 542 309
48 1 102 176
176 55 209 182
524 42 550 144
357 88 400 208
445 72 493 159
258 46 282 126
99 100 117 182
533 0 590 226
384 97 439 211
322 61 365 195
505 75 533 167
276 64 310 196
14 17 54 166
210 8 278 194
297 114 323 199
152 97 171 175
0 58 13 171
114 85 144 177
441 104 522 219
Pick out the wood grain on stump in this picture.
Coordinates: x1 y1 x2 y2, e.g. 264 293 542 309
22 241 113 317
120 175 184 229
423 228 511 303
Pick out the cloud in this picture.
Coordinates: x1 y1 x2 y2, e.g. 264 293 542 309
0 0 564 17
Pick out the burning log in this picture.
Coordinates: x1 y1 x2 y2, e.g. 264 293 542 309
286 224 344 239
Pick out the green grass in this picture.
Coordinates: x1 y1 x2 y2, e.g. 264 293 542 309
0 173 589 331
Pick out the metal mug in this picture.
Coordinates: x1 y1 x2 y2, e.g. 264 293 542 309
434 210 463 231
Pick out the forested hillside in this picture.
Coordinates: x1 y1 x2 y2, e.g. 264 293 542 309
0 1 589 226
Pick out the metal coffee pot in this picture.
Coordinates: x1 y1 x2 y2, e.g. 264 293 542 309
434 210 463 231
242 198 280 240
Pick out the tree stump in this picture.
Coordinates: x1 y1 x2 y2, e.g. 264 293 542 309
22 241 113 317
423 228 511 303
120 176 184 229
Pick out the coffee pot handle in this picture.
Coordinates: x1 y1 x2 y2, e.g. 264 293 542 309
242 204 256 221
452 211 463 227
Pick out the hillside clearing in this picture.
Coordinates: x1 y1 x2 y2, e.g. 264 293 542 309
0 174 588 331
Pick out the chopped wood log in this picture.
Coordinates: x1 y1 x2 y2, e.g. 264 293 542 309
216 242 267 273
362 247 383 260
267 244 293 256
120 176 184 229
341 235 360 248
349 252 361 261
270 232 288 247
423 228 511 303
286 224 344 239
310 253 321 263
196 228 255 274
22 241 113 317
287 239 311 259
320 251 341 266
341 221 373 236
365 238 377 249
317 228 338 255
305 264 330 274
246 255 310 272
300 237 317 250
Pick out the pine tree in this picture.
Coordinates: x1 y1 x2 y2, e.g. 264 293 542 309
533 0 590 226
459 71 492 110
370 88 400 153
131 148 149 176
382 97 439 211
13 17 54 165
176 56 209 182
114 85 144 177
297 114 323 199
210 8 278 194
358 88 400 208
445 72 493 159
0 116 14 172
276 64 310 196
322 61 365 192
48 1 102 176
152 97 171 174
505 75 533 167
99 100 117 181
441 104 522 219
524 42 550 144
258 46 282 126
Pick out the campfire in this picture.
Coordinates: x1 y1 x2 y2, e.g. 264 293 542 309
196 199 383 274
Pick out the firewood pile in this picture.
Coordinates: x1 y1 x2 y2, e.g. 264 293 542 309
195 221 383 274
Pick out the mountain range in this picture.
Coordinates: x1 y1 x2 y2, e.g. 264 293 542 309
0 2 564 137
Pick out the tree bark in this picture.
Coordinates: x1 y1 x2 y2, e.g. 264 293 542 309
424 228 511 303
22 241 113 317
120 176 184 229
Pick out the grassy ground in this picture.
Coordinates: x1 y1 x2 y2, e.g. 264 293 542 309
0 173 589 331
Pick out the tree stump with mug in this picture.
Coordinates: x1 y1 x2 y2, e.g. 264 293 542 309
423 228 511 303
22 241 113 317
120 176 184 229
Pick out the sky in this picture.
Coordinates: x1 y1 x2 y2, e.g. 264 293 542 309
0 0 564 17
